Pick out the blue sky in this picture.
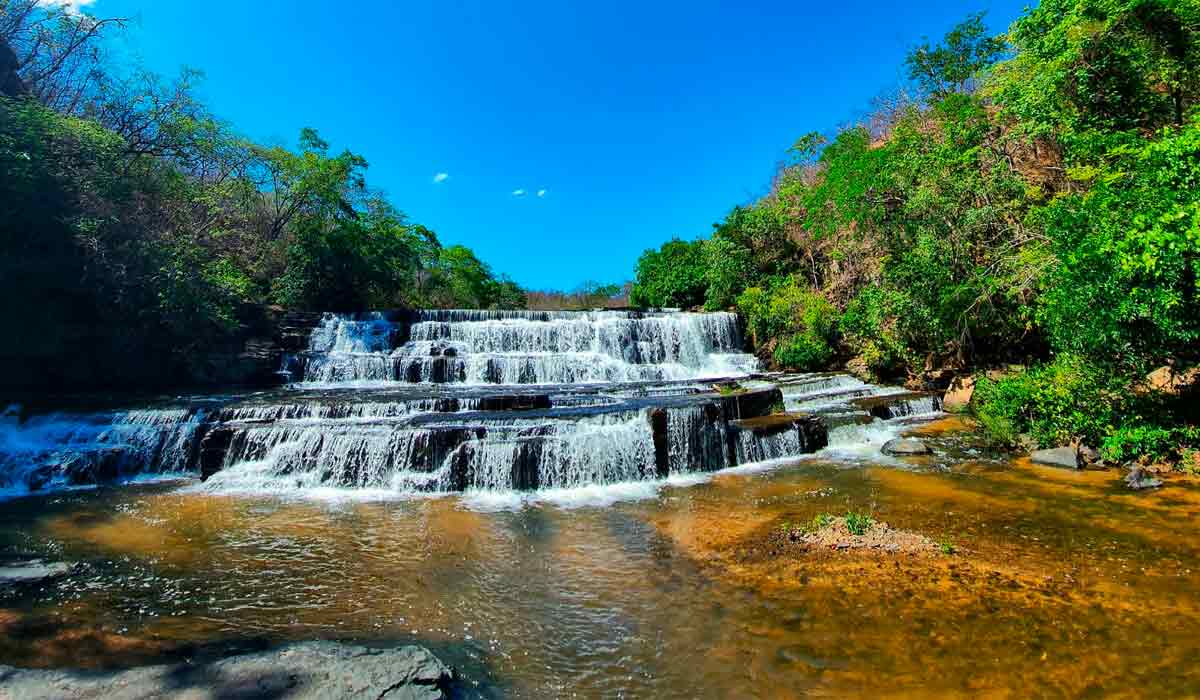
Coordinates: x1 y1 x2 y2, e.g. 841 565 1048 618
89 0 1028 290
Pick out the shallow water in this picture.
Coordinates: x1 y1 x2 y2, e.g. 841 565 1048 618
2 422 1199 698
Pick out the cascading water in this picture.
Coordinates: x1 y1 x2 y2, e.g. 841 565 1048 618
0 406 206 497
295 310 758 385
0 309 948 502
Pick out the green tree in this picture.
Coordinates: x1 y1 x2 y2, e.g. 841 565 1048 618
906 11 1008 97
629 238 708 308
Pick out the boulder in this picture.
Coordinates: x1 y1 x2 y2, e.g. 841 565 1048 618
1074 442 1103 467
1029 447 1080 469
1125 466 1164 491
942 376 976 413
844 357 871 382
0 641 456 700
882 437 933 456
1143 365 1200 396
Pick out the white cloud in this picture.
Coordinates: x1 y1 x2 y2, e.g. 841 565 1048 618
536 189 547 198
432 172 449 184
37 0 96 14
512 188 526 197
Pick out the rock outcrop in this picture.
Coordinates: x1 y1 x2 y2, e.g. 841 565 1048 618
0 641 456 700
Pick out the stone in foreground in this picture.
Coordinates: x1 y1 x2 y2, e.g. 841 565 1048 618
0 641 455 700
1029 447 1079 469
1125 466 1164 491
881 437 933 456
0 560 75 597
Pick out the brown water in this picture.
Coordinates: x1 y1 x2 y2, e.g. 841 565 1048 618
2 419 1199 698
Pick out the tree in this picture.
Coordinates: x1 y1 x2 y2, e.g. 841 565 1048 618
629 238 708 308
0 0 127 113
906 12 1008 97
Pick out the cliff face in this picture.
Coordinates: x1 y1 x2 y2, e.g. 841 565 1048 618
0 306 323 394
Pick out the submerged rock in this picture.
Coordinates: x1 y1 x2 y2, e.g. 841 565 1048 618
1125 466 1164 491
882 437 933 456
0 560 75 596
0 641 456 700
1030 447 1080 469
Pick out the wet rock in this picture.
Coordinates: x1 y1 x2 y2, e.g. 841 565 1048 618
60 447 128 485
1030 447 1080 469
1125 466 1164 491
0 560 75 596
1075 443 1103 467
0 641 456 700
844 356 871 382
882 437 933 456
722 386 785 420
198 427 235 481
850 392 940 420
942 376 976 413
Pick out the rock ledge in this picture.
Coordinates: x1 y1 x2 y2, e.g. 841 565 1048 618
0 641 456 700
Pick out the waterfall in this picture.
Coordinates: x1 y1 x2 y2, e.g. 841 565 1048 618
202 411 662 495
295 310 758 385
0 407 206 496
0 308 951 503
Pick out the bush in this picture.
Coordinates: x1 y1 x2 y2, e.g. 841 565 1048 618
840 287 913 376
972 357 1129 448
738 277 838 370
1101 425 1200 465
774 333 833 371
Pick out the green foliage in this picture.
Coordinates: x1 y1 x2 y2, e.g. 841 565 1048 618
1036 120 1200 369
840 288 914 376
1 61 522 389
774 333 834 372
972 357 1132 448
906 12 1009 96
629 238 707 308
622 2 1200 460
844 511 875 536
737 277 837 371
990 0 1200 142
810 513 834 531
1101 424 1200 464
702 236 755 310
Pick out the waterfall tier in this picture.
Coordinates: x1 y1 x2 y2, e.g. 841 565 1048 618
292 310 758 385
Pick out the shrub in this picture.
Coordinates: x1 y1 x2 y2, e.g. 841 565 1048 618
774 333 833 371
1101 425 1200 465
972 357 1129 448
844 511 875 536
629 238 708 308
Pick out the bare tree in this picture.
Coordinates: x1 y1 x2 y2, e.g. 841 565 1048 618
0 0 126 113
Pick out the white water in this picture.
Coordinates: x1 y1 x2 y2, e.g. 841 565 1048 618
298 310 759 385
0 307 946 504
0 407 206 497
